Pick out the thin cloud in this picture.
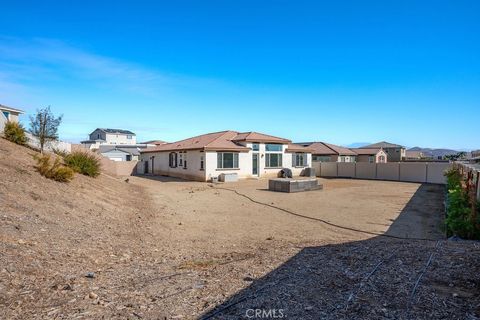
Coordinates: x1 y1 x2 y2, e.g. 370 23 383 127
0 36 226 97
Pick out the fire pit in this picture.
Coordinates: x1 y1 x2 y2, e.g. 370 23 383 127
268 177 323 193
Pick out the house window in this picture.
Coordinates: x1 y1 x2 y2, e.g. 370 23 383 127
200 155 204 170
2 111 9 120
313 155 331 162
179 153 183 166
339 156 346 162
266 153 282 168
293 153 308 167
126 154 132 161
368 156 375 163
217 152 239 169
379 155 386 163
97 133 100 139
252 143 260 151
127 135 133 139
265 144 282 152
183 153 187 169
169 152 178 167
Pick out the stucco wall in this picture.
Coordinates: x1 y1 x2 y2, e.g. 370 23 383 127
100 157 138 176
105 133 137 145
140 142 312 181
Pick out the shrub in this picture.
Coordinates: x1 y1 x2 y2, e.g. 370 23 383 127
444 167 480 239
64 150 101 177
3 121 27 145
34 154 75 182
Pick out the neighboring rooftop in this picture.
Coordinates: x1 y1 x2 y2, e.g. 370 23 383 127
99 145 141 155
0 103 24 114
353 148 384 155
360 141 404 149
96 128 136 135
301 142 357 156
141 140 168 145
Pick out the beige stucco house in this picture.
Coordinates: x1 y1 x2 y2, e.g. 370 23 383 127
299 142 357 163
139 130 313 181
352 148 387 163
358 141 405 162
0 104 24 134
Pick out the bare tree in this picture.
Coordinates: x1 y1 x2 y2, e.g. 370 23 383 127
29 106 63 154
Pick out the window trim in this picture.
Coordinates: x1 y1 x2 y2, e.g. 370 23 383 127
265 153 283 168
217 152 239 169
293 152 308 167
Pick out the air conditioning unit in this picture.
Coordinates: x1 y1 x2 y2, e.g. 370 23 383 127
218 173 238 182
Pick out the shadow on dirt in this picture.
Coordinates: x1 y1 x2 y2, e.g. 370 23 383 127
198 184 480 320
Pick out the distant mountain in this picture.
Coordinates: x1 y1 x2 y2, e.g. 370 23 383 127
346 142 371 148
407 147 460 158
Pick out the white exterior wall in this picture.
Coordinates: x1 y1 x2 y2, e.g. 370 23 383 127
142 150 206 181
105 133 137 145
141 142 312 181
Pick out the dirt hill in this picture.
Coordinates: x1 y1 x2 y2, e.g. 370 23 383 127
0 138 159 319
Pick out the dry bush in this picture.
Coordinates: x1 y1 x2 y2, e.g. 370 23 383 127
34 154 75 182
3 121 27 145
64 150 101 177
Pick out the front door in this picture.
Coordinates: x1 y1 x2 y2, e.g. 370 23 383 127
252 153 259 176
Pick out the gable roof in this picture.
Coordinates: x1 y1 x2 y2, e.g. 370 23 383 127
303 142 357 156
285 143 314 153
141 140 168 145
99 145 141 155
360 141 404 149
231 132 291 143
0 104 24 114
352 148 384 155
94 128 135 135
141 130 250 153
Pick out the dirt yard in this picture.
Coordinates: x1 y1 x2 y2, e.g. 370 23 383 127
1 138 479 319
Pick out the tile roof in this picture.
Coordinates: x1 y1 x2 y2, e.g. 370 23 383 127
285 144 314 153
141 131 250 153
231 132 291 143
360 141 404 149
141 130 295 154
304 142 357 156
352 148 383 155
0 104 24 114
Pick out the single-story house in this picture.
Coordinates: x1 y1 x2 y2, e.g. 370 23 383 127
351 148 387 163
358 141 405 161
0 104 24 133
139 130 313 181
299 142 357 162
99 145 141 162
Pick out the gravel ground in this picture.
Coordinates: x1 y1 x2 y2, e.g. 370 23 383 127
1 138 479 319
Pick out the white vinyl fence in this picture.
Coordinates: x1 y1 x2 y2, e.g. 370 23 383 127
313 162 451 184
25 132 72 153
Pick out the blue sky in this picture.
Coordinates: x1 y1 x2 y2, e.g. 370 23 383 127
0 1 479 149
